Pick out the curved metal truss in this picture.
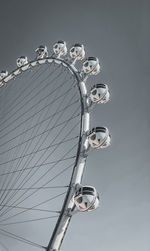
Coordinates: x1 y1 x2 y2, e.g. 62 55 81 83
0 41 111 251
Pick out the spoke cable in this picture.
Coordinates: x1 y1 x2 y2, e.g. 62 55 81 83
0 88 80 212
0 228 46 249
0 86 78 205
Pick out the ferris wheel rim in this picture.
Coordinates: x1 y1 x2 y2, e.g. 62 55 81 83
0 56 89 251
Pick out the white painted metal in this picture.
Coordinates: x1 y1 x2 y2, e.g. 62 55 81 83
0 49 109 251
46 59 90 251
0 57 90 251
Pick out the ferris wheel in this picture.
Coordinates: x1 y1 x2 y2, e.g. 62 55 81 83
0 41 111 251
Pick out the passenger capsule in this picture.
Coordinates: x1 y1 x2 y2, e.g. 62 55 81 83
35 45 48 59
74 186 100 212
0 70 8 80
83 57 100 75
90 84 110 104
88 127 111 148
16 56 28 67
70 43 85 60
53 40 67 56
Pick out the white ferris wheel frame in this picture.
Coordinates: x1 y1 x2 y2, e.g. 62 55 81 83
0 57 91 251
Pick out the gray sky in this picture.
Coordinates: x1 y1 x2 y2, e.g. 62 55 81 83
0 0 150 251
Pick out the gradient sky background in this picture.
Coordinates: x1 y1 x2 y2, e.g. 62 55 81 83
0 0 150 251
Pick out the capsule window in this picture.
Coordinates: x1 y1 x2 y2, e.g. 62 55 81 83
77 197 82 203
75 43 81 47
96 127 106 133
92 89 97 95
84 202 88 208
83 187 93 191
82 191 95 196
78 188 82 193
96 83 106 88
84 62 88 67
90 134 96 141
88 57 96 60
